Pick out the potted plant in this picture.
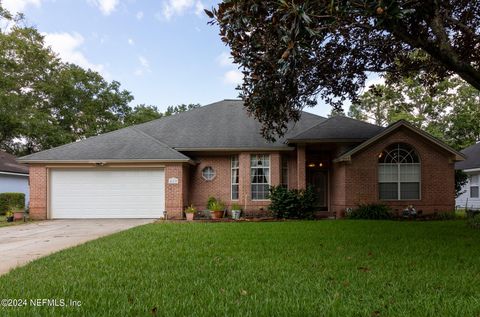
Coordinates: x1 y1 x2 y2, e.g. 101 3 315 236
5 211 13 223
231 203 241 220
209 200 225 219
184 205 196 221
12 206 24 221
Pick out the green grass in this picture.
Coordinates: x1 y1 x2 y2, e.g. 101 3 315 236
0 217 19 227
1 221 480 316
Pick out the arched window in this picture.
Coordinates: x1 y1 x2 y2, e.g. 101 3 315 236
378 143 420 200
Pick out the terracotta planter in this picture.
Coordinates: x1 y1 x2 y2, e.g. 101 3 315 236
13 211 24 221
211 210 223 219
186 213 194 221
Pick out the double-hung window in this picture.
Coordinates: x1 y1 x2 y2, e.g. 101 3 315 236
251 154 270 200
471 175 479 198
231 155 239 200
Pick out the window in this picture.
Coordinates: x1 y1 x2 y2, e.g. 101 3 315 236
281 156 288 188
471 175 479 198
251 154 270 200
378 143 420 200
231 156 239 200
201 166 215 181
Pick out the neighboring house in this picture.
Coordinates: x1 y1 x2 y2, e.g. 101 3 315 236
19 100 464 220
0 151 29 206
455 142 480 209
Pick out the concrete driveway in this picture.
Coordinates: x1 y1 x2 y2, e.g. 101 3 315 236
0 219 154 275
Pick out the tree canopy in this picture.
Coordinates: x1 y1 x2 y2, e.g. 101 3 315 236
350 75 480 151
208 0 480 140
0 6 199 155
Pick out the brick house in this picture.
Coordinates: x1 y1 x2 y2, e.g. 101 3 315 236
19 100 464 220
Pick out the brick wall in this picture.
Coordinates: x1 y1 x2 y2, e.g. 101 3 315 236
187 152 282 214
29 165 47 220
332 127 455 217
164 163 187 219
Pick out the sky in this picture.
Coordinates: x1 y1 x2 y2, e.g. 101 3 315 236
2 0 382 117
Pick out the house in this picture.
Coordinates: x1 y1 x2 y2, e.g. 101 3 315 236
0 151 29 205
455 142 480 209
18 100 464 219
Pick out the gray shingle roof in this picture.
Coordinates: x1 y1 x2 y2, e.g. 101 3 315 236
0 151 29 174
288 115 384 141
455 142 480 170
17 99 327 162
19 127 190 162
135 99 325 149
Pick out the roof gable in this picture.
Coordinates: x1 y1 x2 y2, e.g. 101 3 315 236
455 142 480 170
288 115 384 142
19 127 190 162
334 120 465 162
0 151 29 174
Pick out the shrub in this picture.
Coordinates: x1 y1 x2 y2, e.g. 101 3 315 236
268 186 316 219
348 203 392 220
0 193 25 215
207 196 217 210
468 213 480 229
435 212 456 220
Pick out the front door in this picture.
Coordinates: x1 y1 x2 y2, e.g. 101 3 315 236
307 170 328 211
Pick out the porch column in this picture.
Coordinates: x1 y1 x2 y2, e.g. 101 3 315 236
297 144 306 189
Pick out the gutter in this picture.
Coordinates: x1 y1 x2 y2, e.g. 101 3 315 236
17 159 194 165
0 171 29 177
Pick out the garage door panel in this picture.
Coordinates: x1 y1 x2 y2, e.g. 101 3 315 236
50 169 165 219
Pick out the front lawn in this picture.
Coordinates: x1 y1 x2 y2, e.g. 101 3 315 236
1 221 479 316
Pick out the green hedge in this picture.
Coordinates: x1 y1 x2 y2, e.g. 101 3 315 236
347 203 392 220
268 185 317 219
0 192 25 214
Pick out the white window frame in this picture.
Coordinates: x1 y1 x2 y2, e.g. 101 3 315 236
231 155 239 200
471 175 479 198
201 166 215 181
250 154 270 200
378 144 421 201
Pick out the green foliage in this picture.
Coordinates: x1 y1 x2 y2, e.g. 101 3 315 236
468 213 480 229
455 170 469 198
209 1 480 140
184 205 197 214
206 196 217 210
5 211 13 217
350 75 480 151
0 5 199 155
209 200 225 212
348 203 392 220
0 192 25 214
268 185 316 219
231 203 241 210
124 105 163 125
435 212 456 220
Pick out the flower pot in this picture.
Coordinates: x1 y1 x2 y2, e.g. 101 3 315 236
13 211 24 221
210 210 223 219
6 216 14 223
232 210 241 220
186 213 194 221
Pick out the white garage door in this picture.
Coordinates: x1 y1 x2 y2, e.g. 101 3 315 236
50 169 165 219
